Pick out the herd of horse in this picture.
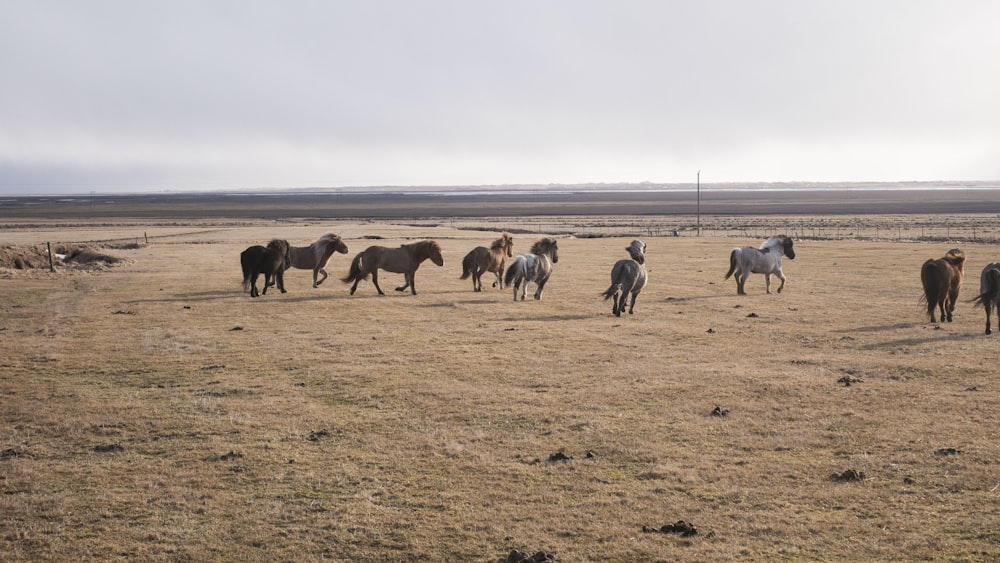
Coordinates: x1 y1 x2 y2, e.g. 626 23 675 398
238 231 1000 333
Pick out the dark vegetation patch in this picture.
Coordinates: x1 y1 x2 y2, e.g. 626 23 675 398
0 244 126 271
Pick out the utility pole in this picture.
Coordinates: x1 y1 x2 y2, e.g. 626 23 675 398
696 170 701 236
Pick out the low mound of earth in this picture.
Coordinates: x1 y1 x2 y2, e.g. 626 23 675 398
0 244 129 271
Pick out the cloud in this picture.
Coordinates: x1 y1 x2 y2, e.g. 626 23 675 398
2 1 999 193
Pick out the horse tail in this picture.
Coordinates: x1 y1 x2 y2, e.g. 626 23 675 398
459 251 473 279
973 267 1000 307
602 282 622 301
920 259 942 317
724 249 739 280
241 254 252 291
504 257 523 288
341 253 364 283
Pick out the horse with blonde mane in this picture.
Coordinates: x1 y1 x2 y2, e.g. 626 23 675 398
342 239 444 296
724 235 795 295
288 233 349 288
460 232 514 291
921 248 965 323
504 237 559 301
603 240 647 317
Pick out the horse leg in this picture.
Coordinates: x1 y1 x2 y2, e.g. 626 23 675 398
313 267 328 288
737 272 748 295
276 270 287 294
395 272 414 293
533 277 548 300
775 270 787 294
986 302 993 335
407 272 417 295
764 274 773 294
250 273 260 298
371 270 386 295
627 291 638 314
472 270 482 292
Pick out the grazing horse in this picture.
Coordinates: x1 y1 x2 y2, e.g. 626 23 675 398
288 233 350 288
920 248 965 323
460 232 514 291
724 235 796 295
342 239 444 295
972 262 1000 334
603 240 648 317
241 239 291 298
504 237 559 301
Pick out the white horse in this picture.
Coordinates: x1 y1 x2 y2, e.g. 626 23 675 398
602 240 647 316
724 235 795 295
504 238 559 301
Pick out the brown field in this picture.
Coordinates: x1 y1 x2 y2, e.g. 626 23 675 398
1 199 999 561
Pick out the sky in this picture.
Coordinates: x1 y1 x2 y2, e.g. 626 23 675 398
2 1 1000 195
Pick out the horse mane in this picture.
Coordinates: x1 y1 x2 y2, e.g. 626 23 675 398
403 239 442 256
530 238 557 255
490 233 512 251
267 239 289 254
316 233 341 246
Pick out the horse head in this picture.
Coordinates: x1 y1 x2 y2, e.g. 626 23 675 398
944 248 965 275
782 236 795 260
627 240 646 264
427 240 445 267
502 233 514 257
268 239 292 268
531 238 558 263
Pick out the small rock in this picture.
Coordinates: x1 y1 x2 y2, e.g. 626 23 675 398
710 406 729 417
229 326 243 331
93 444 125 453
705 328 715 334
643 520 698 537
830 469 865 482
934 447 961 456
547 451 572 463
308 429 330 441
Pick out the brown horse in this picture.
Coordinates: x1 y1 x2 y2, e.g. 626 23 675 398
920 248 965 323
342 239 444 295
241 239 291 298
460 232 514 291
288 233 349 288
972 262 1000 334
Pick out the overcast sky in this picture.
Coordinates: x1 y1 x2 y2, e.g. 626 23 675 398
2 1 999 194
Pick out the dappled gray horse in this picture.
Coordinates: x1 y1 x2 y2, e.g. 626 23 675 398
602 240 647 316
504 238 559 301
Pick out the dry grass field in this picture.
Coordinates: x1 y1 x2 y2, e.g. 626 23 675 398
1 214 999 561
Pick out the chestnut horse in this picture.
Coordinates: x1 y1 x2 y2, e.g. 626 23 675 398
504 237 559 301
920 248 965 323
460 232 514 291
241 239 291 298
288 233 349 288
603 240 648 317
972 262 1000 333
342 239 444 295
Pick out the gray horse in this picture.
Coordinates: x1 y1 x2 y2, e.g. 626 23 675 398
724 235 795 295
504 238 559 301
602 240 647 317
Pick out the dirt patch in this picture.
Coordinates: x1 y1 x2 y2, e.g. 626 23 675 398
0 244 126 271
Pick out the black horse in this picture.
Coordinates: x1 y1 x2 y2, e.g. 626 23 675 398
241 239 291 298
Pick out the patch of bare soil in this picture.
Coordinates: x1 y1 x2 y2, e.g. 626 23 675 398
0 244 128 271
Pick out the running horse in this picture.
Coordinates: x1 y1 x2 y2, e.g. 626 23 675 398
920 248 965 323
972 262 1000 334
241 239 291 298
460 232 514 291
602 240 648 317
342 239 444 295
288 233 350 288
504 237 559 301
724 235 796 295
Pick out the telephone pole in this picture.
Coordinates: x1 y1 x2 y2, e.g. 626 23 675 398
696 171 701 236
